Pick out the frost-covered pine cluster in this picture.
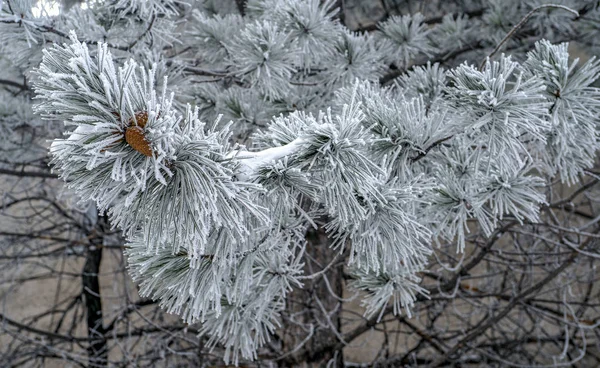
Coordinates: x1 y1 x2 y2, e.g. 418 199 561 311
2 0 600 365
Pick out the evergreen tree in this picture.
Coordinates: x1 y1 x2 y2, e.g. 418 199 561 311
2 0 600 366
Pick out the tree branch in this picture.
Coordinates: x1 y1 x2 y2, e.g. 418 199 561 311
480 4 579 69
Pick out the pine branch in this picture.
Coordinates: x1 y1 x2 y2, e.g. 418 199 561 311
410 135 454 162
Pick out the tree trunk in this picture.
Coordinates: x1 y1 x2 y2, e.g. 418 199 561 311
82 217 107 367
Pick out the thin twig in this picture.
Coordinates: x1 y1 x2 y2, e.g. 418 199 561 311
410 135 454 163
0 79 28 90
480 4 579 69
182 65 229 77
125 14 156 50
0 167 58 179
298 253 341 280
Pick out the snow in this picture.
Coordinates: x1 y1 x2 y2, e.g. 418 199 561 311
229 137 306 180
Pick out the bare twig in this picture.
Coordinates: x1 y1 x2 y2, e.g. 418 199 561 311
480 4 579 69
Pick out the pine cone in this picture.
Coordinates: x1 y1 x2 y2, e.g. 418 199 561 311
125 125 153 157
130 111 149 128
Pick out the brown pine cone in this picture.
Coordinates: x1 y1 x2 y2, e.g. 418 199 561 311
125 125 153 157
130 111 149 128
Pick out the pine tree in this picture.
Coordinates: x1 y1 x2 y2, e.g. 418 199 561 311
2 0 600 366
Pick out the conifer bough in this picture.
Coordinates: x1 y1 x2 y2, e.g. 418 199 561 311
21 0 600 365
